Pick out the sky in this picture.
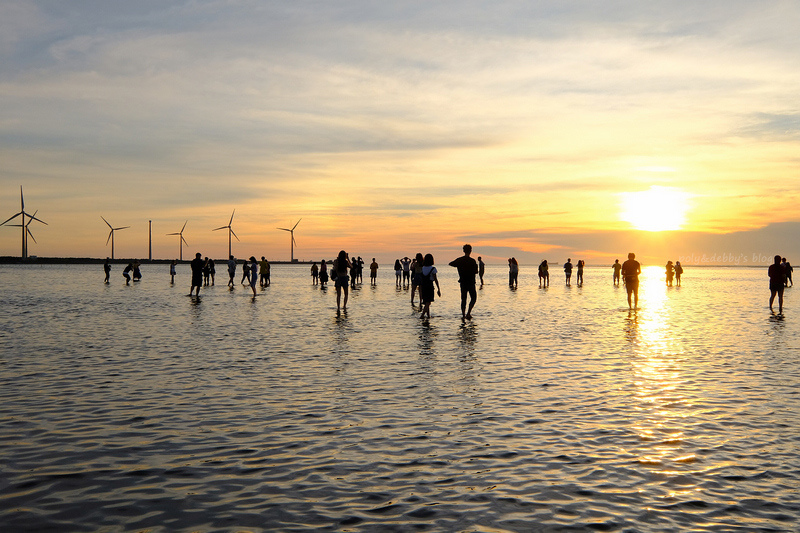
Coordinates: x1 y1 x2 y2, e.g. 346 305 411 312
1 0 799 265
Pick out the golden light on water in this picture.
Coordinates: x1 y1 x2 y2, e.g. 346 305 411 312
619 186 691 232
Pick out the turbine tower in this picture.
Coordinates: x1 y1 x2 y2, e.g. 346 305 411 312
278 218 301 262
167 221 189 261
102 216 129 260
1 186 47 259
213 210 239 257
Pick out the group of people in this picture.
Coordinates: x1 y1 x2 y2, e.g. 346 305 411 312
664 260 684 287
103 258 142 285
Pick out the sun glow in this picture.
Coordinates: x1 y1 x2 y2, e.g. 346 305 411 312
619 186 691 232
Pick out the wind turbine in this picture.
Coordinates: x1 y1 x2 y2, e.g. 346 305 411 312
102 216 129 260
167 221 189 260
213 210 239 257
277 218 301 262
1 186 47 259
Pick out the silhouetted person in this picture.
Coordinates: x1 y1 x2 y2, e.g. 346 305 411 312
189 253 205 297
783 258 793 287
576 260 584 285
319 259 328 287
334 250 351 312
508 257 518 288
370 258 379 286
208 259 216 285
123 262 133 285
311 262 319 285
675 261 683 286
769 254 786 314
249 256 258 297
410 253 424 305
170 260 177 284
401 256 411 287
260 256 270 287
612 259 622 285
241 258 250 285
449 244 478 319
227 255 236 288
621 252 641 309
394 259 402 287
538 260 549 287
665 261 674 286
420 253 442 319
132 260 142 282
478 256 485 286
104 258 111 284
564 258 573 286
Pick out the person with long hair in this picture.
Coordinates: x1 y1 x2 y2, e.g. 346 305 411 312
410 253 424 305
334 250 352 312
420 253 441 319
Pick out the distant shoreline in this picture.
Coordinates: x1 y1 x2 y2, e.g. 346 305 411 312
0 256 316 265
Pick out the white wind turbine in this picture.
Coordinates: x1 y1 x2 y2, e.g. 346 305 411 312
102 216 129 260
1 186 47 259
167 221 189 260
213 210 239 258
277 218 301 262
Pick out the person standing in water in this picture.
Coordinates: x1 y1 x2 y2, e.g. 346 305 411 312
612 259 622 285
401 256 412 287
576 260 584 286
478 256 486 286
189 252 205 297
227 255 236 288
783 258 793 287
449 244 479 320
208 259 216 285
170 260 177 284
769 254 786 314
410 253 424 305
675 261 683 286
249 256 259 297
538 260 549 287
259 256 270 287
394 259 402 287
420 253 442 320
240 258 250 285
104 258 111 284
132 260 142 282
123 262 133 285
311 262 319 285
319 259 328 288
370 258 379 286
508 257 519 288
334 250 351 312
665 261 674 286
621 252 641 310
563 258 573 286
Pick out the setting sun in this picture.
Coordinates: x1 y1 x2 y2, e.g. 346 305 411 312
619 186 691 232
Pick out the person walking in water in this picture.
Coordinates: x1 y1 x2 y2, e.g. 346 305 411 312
449 244 479 320
508 257 519 288
783 258 793 287
612 259 622 285
576 260 584 286
249 256 259 297
104 258 111 284
564 258 573 286
240 258 250 285
420 253 442 320
769 254 786 314
311 262 319 285
123 262 133 285
227 255 236 288
189 252 205 297
538 260 549 287
334 250 351 312
170 260 177 284
370 258 379 286
621 252 641 310
478 256 485 286
675 261 683 286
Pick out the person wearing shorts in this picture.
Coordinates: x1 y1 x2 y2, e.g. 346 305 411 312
621 252 641 310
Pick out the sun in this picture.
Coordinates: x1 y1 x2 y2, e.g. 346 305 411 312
619 186 691 232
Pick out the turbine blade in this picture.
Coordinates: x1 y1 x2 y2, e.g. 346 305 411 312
101 216 113 229
229 209 235 225
213 225 227 231
1 212 22 226
106 230 113 245
27 211 47 225
181 236 188 245
26 227 37 244
116 226 130 231
20 186 24 210
292 218 301 230
230 228 240 241
167 232 179 236
181 220 188 232
277 227 290 232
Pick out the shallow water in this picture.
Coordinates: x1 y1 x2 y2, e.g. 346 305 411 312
0 263 798 532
